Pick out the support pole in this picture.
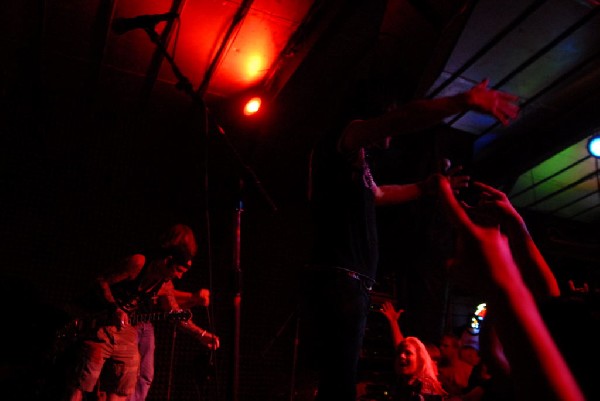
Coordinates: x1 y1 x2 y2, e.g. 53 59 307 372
232 183 244 401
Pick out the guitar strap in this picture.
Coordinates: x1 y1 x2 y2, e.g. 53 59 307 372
112 257 164 314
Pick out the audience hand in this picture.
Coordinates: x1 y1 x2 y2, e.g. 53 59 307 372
465 181 524 226
422 167 469 197
435 175 519 294
436 175 585 401
380 301 404 322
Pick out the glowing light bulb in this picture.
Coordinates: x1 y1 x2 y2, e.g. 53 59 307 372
243 97 261 116
588 135 600 158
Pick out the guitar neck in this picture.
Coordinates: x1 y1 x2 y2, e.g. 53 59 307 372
56 309 193 343
128 310 191 325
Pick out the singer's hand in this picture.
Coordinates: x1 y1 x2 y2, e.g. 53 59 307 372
464 79 520 126
115 307 129 329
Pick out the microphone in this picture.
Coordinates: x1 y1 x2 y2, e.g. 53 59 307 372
113 12 178 34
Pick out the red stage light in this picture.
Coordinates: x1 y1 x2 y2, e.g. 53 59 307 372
243 97 261 116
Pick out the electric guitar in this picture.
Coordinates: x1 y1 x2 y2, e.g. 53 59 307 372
55 308 193 343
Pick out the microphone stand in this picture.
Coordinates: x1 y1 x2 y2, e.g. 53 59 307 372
260 310 301 401
166 324 177 401
140 26 278 401
232 181 243 401
141 27 277 212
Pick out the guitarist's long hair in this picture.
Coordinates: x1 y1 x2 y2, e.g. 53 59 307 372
158 223 198 263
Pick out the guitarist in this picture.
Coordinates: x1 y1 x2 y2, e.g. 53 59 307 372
66 223 219 401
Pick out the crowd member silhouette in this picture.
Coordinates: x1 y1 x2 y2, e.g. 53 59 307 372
423 341 441 375
458 335 480 368
436 178 585 401
301 79 519 401
65 223 219 401
437 332 473 397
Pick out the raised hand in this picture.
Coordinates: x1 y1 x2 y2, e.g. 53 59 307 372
464 79 520 125
380 300 404 322
379 301 406 347
467 181 560 299
435 175 585 401
469 181 522 225
435 175 518 294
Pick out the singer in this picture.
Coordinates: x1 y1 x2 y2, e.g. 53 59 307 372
300 44 519 401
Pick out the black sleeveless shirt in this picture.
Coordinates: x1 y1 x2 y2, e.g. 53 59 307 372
308 129 379 282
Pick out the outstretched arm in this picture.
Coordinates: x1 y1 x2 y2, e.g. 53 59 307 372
437 176 584 401
469 181 560 300
158 282 219 350
379 301 405 348
173 288 211 309
376 170 470 206
341 79 519 152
